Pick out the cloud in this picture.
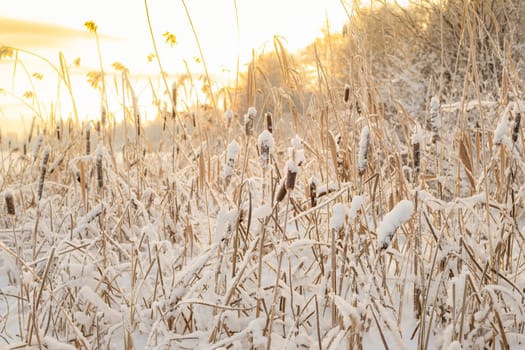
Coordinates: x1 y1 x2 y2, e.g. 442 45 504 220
0 17 115 49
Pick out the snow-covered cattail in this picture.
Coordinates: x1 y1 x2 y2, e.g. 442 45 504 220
244 107 256 136
331 203 347 232
85 125 91 155
225 109 233 128
378 200 414 250
222 140 240 186
258 130 274 168
276 161 298 203
358 126 370 176
344 84 350 104
289 135 305 166
285 160 298 191
4 191 15 215
309 177 318 207
265 112 273 133
494 103 513 146
96 146 103 189
101 103 107 127
412 125 423 173
430 96 440 143
38 146 50 200
32 134 43 161
276 182 287 203
512 101 524 143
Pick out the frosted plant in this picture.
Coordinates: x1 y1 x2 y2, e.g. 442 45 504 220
258 130 274 168
244 106 257 136
512 100 524 143
225 108 234 128
358 126 370 176
377 200 414 250
430 96 440 142
411 123 423 173
494 103 513 145
222 140 240 187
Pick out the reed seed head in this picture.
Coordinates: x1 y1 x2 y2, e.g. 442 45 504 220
4 191 15 215
344 84 350 104
265 112 273 133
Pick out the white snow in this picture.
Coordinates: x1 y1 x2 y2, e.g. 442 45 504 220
258 130 274 150
494 103 513 145
411 124 424 145
79 286 121 324
331 203 347 230
285 159 299 173
44 336 78 350
514 100 525 113
253 204 272 219
226 140 240 160
377 200 414 249
358 126 370 173
247 106 257 117
225 108 234 125
348 195 363 222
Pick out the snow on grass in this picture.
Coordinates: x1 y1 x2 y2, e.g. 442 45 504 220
330 203 347 230
377 200 414 249
358 126 370 175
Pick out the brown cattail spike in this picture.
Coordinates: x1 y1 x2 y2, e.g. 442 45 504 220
265 112 273 133
276 182 287 203
512 112 521 143
5 191 15 215
344 84 350 104
96 147 103 189
86 126 91 155
101 104 107 127
244 107 257 136
309 178 317 207
285 160 298 191
512 101 524 143
38 146 50 200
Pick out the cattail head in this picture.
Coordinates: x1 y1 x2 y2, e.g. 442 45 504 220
244 107 256 136
358 126 370 176
331 203 347 232
222 140 240 186
55 125 61 140
285 160 298 191
4 191 15 215
96 145 103 190
289 135 305 166
309 177 318 207
344 84 350 104
430 96 440 143
378 200 414 250
225 109 233 128
494 103 513 146
265 112 273 133
276 182 287 203
38 146 50 200
512 100 524 143
258 130 274 168
411 125 423 173
85 124 91 155
32 134 43 161
100 104 107 127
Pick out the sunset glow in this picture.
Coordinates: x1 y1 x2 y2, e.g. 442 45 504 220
0 0 349 136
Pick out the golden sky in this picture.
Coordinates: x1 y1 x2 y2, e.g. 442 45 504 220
0 0 349 137
0 0 349 74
